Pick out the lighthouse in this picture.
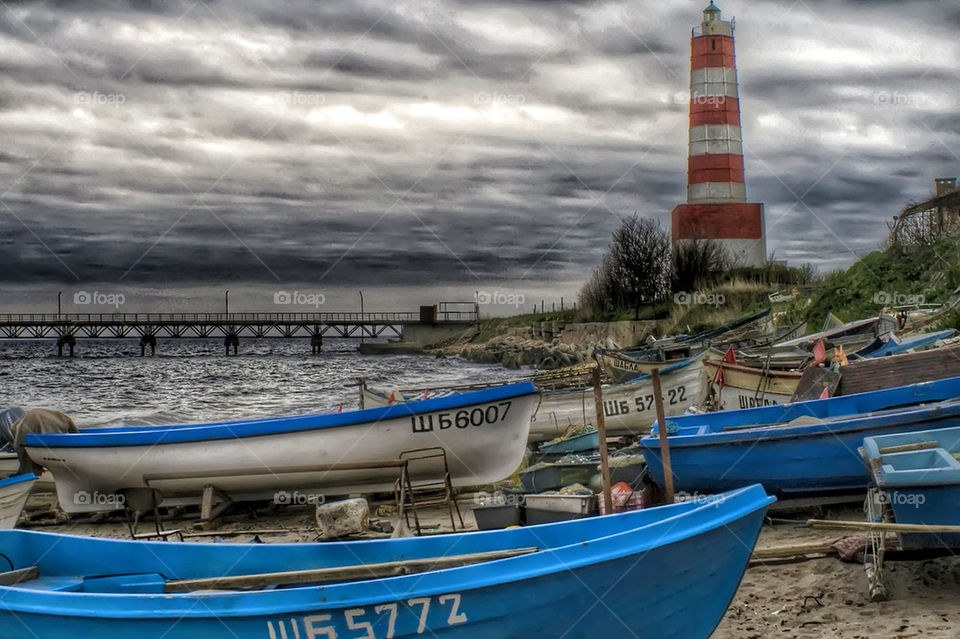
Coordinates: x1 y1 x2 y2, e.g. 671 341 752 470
671 1 766 266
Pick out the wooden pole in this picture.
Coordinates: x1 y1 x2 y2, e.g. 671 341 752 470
808 519 960 534
652 368 675 504
591 366 613 515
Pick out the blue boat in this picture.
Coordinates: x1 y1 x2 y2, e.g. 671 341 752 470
849 329 956 360
640 376 960 496
862 425 960 548
0 485 774 639
537 430 599 454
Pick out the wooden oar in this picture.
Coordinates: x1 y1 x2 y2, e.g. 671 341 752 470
165 546 538 593
808 519 960 534
877 441 940 455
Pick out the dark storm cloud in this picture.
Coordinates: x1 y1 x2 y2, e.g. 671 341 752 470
0 0 957 302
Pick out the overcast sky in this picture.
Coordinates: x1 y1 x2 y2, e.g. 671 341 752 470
0 0 957 312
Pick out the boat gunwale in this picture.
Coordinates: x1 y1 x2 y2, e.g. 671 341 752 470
642 407 960 451
640 377 960 449
0 485 774 618
24 382 538 449
544 354 703 399
702 358 804 378
0 474 37 489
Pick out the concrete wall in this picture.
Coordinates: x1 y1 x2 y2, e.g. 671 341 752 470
558 320 657 349
402 323 472 345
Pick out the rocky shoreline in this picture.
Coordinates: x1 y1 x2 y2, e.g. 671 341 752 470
427 319 657 370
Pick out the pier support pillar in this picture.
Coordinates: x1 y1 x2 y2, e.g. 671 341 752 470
140 335 157 356
224 334 239 356
56 335 77 357
311 333 323 354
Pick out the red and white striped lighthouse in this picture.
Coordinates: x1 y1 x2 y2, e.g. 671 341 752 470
671 1 766 266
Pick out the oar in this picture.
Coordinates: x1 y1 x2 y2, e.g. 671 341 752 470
807 520 960 534
877 441 940 455
164 546 538 593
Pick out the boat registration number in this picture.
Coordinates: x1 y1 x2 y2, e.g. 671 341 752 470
266 593 468 638
602 386 688 417
410 401 512 433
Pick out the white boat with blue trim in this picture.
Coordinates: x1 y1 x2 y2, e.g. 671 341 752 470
24 383 538 513
0 474 36 529
363 355 706 442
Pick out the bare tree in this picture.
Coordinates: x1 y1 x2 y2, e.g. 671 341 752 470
611 215 671 318
579 215 671 318
671 238 731 293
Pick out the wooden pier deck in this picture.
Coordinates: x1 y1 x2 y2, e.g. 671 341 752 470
0 304 477 355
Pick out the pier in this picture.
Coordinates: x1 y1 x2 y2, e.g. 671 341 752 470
0 302 477 355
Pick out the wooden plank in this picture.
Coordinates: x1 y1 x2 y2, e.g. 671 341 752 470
878 441 940 455
751 541 836 559
808 519 960 533
0 566 39 586
838 345 960 396
165 547 539 593
200 485 214 521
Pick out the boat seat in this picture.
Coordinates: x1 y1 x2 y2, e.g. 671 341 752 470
14 576 84 592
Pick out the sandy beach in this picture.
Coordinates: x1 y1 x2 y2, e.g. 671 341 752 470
716 510 960 639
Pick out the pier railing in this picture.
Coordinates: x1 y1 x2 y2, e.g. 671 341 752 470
0 311 478 324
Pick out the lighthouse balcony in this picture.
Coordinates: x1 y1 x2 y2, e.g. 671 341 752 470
692 22 733 37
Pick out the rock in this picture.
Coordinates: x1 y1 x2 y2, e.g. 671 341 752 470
314 498 369 539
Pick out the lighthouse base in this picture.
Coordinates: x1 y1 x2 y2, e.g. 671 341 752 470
671 202 766 267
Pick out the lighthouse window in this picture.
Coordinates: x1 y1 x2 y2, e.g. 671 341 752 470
712 39 716 50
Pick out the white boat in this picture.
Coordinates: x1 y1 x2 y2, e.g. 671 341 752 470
530 355 706 441
0 474 36 529
24 383 538 514
0 452 19 477
363 356 706 442
702 358 802 409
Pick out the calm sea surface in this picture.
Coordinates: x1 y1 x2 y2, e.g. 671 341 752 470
0 339 526 427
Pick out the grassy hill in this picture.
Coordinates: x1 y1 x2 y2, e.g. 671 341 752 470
802 237 960 328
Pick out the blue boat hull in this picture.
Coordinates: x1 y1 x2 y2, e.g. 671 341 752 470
885 484 960 548
646 416 960 495
537 431 599 454
863 425 960 548
0 486 773 639
641 376 960 496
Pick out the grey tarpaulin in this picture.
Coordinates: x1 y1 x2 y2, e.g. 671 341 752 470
3 409 78 475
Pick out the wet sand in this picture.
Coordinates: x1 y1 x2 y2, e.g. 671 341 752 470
716 515 960 638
